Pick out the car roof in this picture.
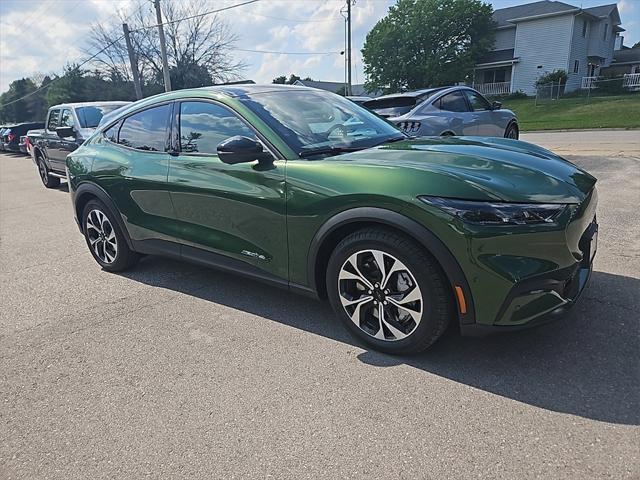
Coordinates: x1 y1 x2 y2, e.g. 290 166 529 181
189 83 319 98
49 101 132 109
373 87 451 100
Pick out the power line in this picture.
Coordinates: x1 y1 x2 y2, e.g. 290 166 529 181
246 12 341 23
235 48 340 55
0 34 126 109
0 0 261 109
131 0 261 31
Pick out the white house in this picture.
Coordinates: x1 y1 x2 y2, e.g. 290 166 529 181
473 1 625 95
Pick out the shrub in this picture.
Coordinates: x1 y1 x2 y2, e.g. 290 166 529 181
535 69 567 86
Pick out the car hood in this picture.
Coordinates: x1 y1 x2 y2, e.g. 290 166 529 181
337 137 596 203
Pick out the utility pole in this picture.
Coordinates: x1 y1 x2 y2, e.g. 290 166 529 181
122 23 143 100
346 0 352 96
153 0 172 92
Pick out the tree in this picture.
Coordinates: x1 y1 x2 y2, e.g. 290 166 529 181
0 78 39 122
633 41 640 49
362 0 495 92
272 74 304 84
87 0 244 94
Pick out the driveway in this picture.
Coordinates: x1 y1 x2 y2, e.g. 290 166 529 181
0 132 638 479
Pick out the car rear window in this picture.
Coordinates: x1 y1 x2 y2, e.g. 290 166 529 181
363 97 418 118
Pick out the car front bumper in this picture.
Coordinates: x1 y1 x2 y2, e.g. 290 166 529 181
459 205 598 336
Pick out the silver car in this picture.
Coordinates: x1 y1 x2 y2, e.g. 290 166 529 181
363 86 519 139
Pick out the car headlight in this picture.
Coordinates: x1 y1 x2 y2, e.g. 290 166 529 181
418 196 568 226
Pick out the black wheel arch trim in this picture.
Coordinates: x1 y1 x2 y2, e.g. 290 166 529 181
307 207 476 326
73 182 135 250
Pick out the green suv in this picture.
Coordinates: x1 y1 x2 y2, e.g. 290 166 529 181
66 85 598 354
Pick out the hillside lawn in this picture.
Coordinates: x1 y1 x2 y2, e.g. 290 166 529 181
501 94 640 132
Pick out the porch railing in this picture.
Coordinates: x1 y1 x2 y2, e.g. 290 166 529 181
581 76 598 89
623 73 640 88
473 82 511 95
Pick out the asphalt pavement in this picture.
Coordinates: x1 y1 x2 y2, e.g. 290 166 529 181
1 130 638 479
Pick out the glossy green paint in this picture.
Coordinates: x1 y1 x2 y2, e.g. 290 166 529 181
67 86 597 328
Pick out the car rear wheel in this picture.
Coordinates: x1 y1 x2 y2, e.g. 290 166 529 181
82 199 139 272
505 122 519 139
37 157 60 188
326 228 453 354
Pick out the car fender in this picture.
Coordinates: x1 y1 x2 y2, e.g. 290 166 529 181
307 206 476 325
73 182 135 250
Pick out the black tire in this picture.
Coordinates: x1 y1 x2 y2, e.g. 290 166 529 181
505 122 519 140
326 228 454 355
37 157 60 188
441 131 455 136
82 199 139 272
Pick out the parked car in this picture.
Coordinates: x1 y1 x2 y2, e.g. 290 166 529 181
1 122 45 153
19 135 29 154
30 101 130 187
66 85 597 354
25 128 43 156
346 95 373 105
363 86 519 139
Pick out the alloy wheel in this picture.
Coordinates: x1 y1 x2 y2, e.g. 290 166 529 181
38 160 48 183
86 209 118 264
337 249 423 341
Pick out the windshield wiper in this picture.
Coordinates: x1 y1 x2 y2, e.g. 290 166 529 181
298 145 363 158
372 135 407 147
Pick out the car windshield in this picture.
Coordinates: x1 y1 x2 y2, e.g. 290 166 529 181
76 105 126 129
239 89 403 156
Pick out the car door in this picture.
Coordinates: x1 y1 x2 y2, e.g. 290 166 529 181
92 103 177 248
57 108 83 157
43 108 65 171
463 90 503 137
167 99 288 281
433 91 477 135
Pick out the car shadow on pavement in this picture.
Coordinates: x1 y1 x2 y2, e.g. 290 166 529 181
120 259 639 426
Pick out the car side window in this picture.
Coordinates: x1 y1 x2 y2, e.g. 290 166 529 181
463 90 492 111
59 109 75 128
118 104 171 152
179 101 255 154
103 121 120 143
437 92 468 113
47 109 61 131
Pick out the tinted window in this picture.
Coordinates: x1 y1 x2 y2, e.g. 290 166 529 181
463 91 491 111
438 92 468 112
78 105 127 128
118 104 171 151
59 109 75 128
47 109 61 131
103 121 121 143
179 101 255 154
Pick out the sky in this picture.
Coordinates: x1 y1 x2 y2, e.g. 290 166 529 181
0 0 638 94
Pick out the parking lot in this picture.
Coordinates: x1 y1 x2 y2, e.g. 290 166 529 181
1 130 638 479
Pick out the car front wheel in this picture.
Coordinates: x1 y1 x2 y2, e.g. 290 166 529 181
326 228 453 354
37 157 60 188
82 199 139 272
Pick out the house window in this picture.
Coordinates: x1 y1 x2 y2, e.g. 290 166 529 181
573 60 580 74
582 20 587 37
603 23 608 41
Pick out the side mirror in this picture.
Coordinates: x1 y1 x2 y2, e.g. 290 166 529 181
217 136 273 165
491 101 502 110
56 126 75 138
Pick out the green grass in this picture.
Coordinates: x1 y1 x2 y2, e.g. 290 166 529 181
501 94 640 132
